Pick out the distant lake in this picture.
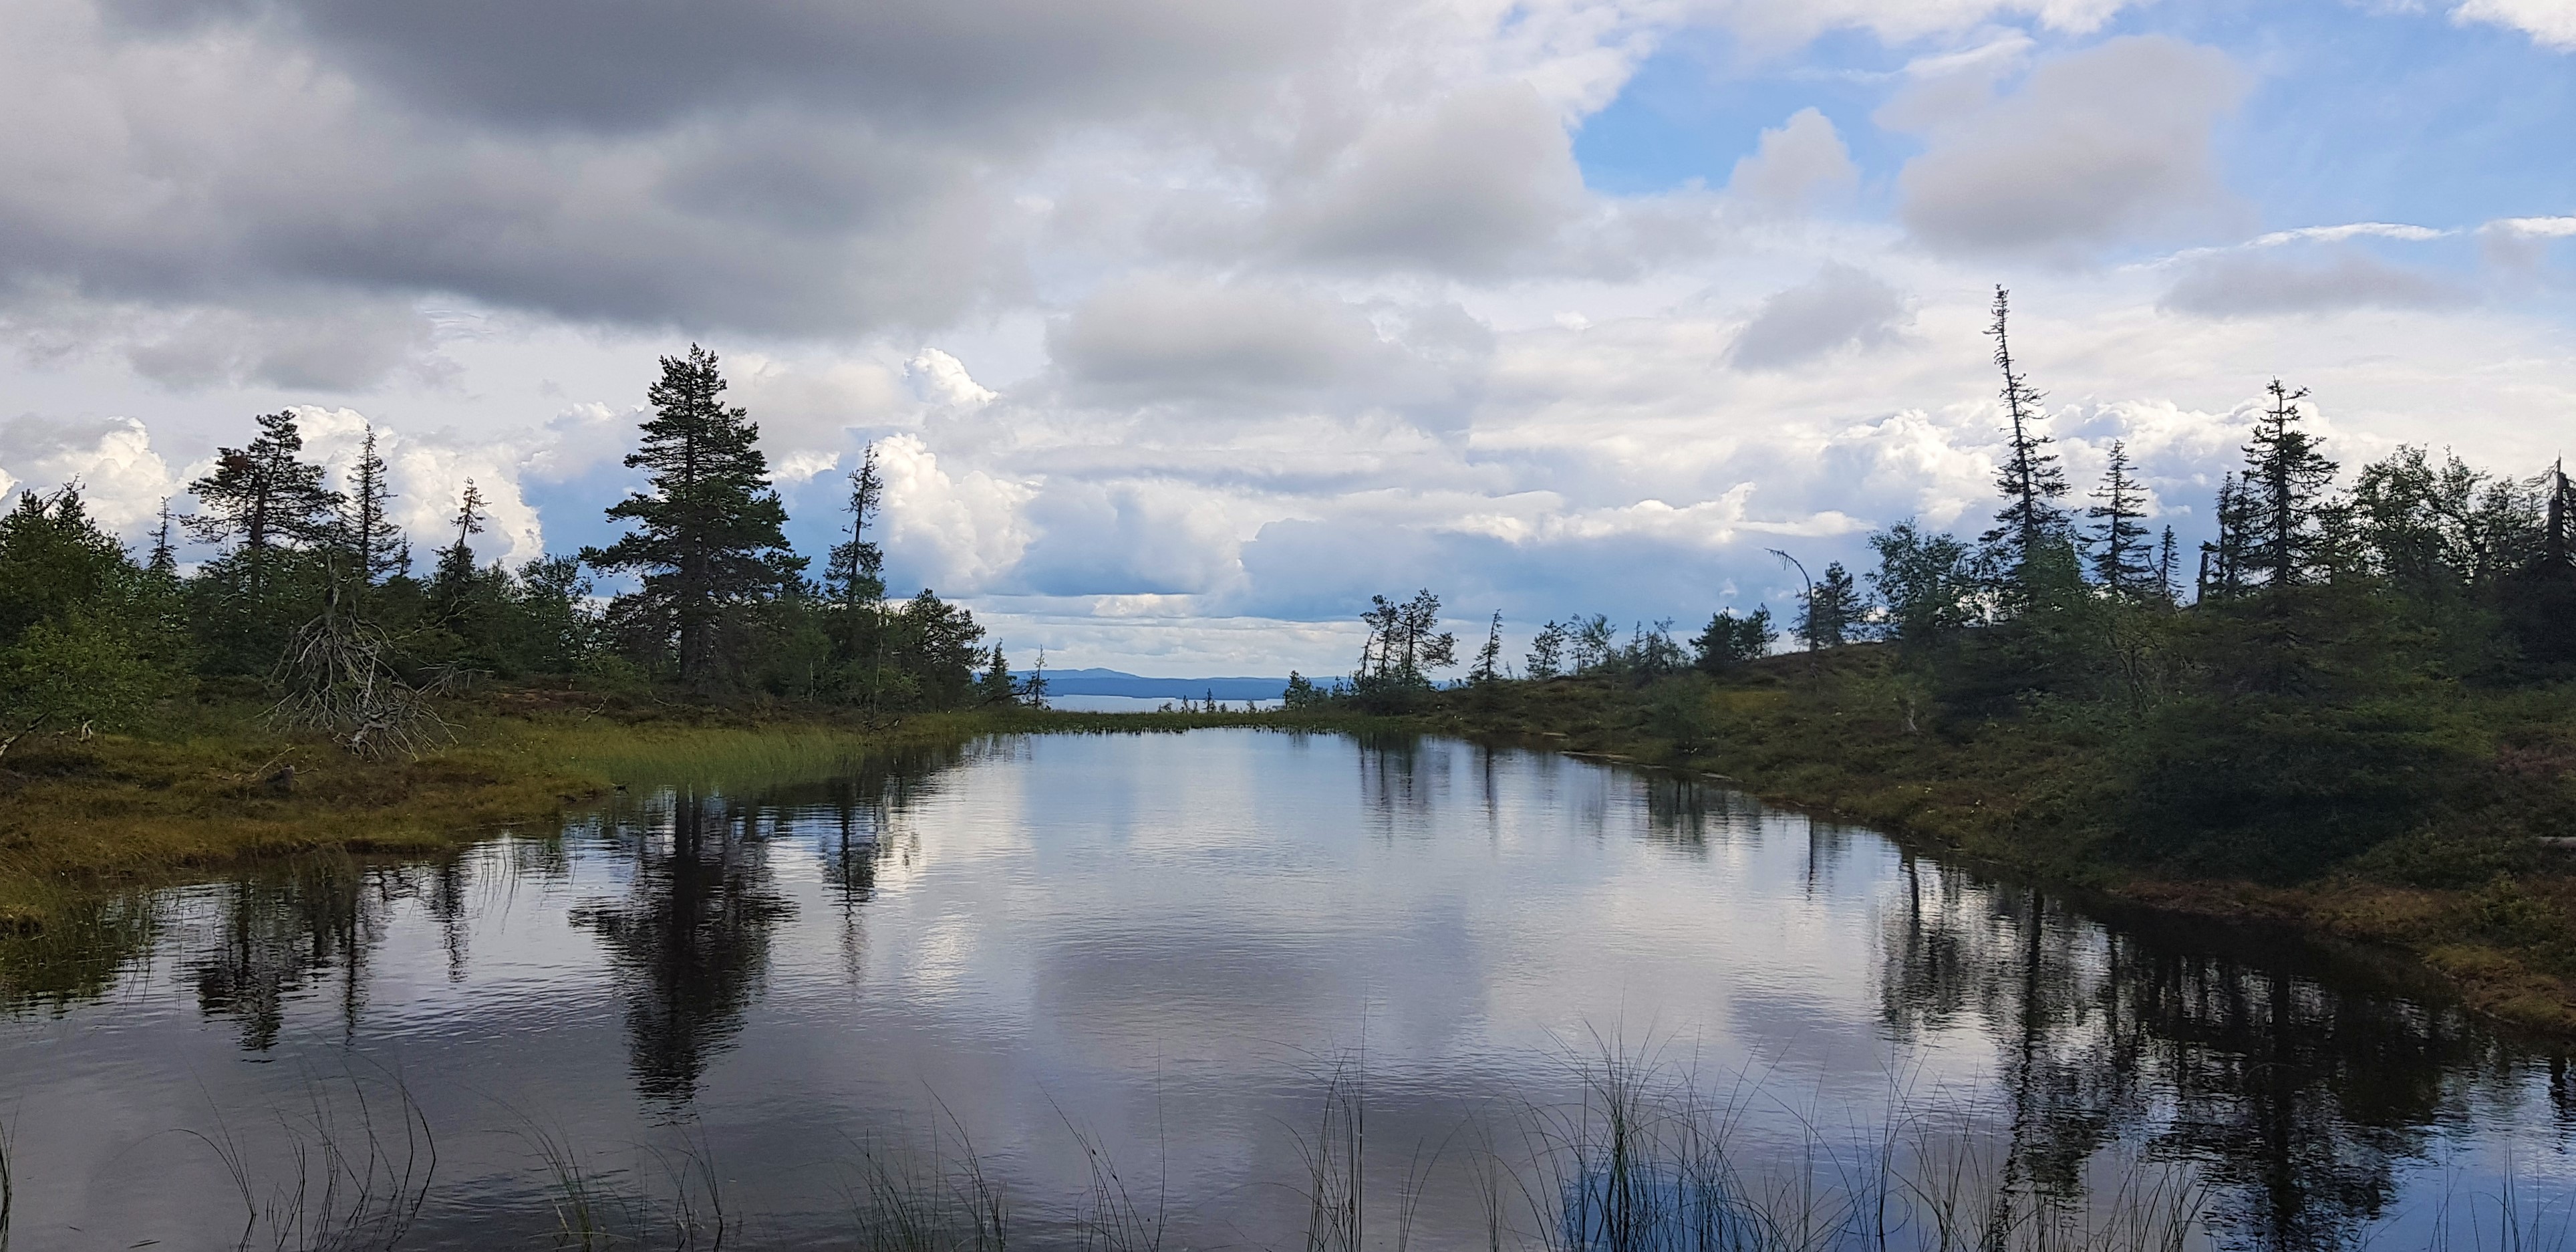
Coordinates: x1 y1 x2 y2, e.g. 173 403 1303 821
3 729 2569 1249
1042 693 1284 712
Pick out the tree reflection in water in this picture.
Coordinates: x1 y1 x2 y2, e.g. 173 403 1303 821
571 789 793 1104
176 855 472 1050
1880 853 2498 1251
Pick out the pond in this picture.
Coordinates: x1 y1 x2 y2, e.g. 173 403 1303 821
2 729 2571 1250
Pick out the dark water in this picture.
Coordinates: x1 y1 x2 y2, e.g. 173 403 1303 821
3 729 2573 1250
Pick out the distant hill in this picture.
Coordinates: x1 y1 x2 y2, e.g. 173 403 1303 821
1012 668 1290 701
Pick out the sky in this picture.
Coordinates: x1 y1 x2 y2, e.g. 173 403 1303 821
1 0 2571 677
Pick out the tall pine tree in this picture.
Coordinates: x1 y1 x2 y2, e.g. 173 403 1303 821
823 444 891 706
581 346 806 686
2086 441 2155 598
2241 379 2337 591
430 479 487 616
339 424 409 584
148 498 178 578
184 410 341 592
1800 561 1863 648
1979 287 2071 598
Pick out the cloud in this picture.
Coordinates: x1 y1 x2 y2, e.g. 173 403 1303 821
1727 265 1912 370
2160 250 2472 318
2480 216 2576 269
245 0 1331 136
289 406 549 568
908 350 997 408
0 413 180 529
873 432 1033 592
1270 84 1587 277
1892 37 2251 259
1010 481 1244 596
1050 278 1385 400
2453 0 2576 49
1700 0 2136 45
120 301 452 392
1724 109 1858 216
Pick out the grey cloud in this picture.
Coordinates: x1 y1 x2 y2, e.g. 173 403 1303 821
122 301 448 392
1727 265 1911 370
1894 36 2249 258
121 0 1331 138
0 0 1350 363
2160 249 2473 318
1052 279 1382 396
1271 84 1586 278
1010 481 1240 596
1044 278 1490 420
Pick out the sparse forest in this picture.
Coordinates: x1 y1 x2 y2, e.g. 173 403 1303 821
9 309 2576 1026
1301 289 2576 1025
0 346 1036 765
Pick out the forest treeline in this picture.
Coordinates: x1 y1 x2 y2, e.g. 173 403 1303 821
1309 289 2576 883
0 346 1034 759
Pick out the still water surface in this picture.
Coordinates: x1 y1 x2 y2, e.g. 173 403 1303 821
4 729 2574 1249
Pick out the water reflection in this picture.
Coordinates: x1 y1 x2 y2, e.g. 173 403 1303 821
0 731 2568 1250
1878 860 2503 1250
571 791 793 1102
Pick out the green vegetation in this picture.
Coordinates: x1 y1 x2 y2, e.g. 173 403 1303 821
1325 289 2576 1031
9 294 2575 1034
0 346 1045 784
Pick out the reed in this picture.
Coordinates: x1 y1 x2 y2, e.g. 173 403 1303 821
843 1116 1012 1252
180 1064 436 1252
1 1110 14 1252
26 1036 2576 1250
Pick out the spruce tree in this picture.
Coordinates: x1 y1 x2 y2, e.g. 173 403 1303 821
184 409 341 592
339 424 409 584
1979 287 2071 596
824 443 889 703
2203 472 2253 599
976 644 1015 706
1473 610 1504 683
2241 379 2337 590
2539 459 2573 575
581 346 807 686
825 443 887 614
148 499 178 578
2086 441 2155 598
431 479 487 612
2156 527 2180 604
1799 561 1862 648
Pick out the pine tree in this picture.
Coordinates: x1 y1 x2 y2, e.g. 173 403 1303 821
1692 607 1775 670
2202 472 2254 600
2241 379 2338 591
339 424 408 584
2086 441 2156 598
1980 287 2072 595
825 443 887 613
2541 459 2573 575
581 346 807 686
1524 620 1568 679
1472 610 1504 684
1800 561 1862 648
824 444 889 704
184 410 341 592
976 644 1015 706
148 499 178 578
431 479 487 611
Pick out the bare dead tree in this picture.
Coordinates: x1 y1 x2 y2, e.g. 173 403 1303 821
269 584 455 758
